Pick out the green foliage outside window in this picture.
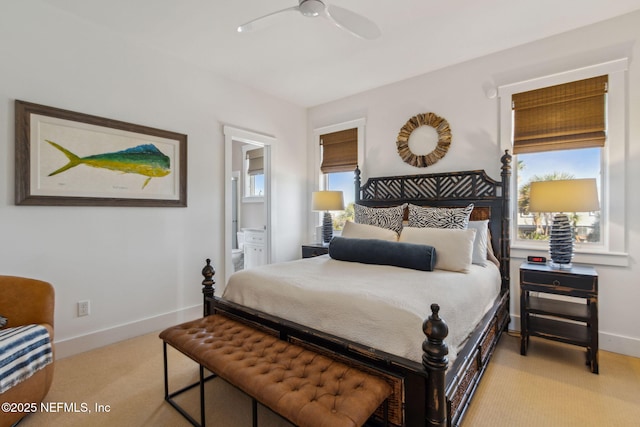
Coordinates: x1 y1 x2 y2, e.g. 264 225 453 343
332 203 355 231
517 160 600 243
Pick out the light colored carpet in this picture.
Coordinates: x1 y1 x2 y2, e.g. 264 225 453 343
17 331 640 427
462 333 640 427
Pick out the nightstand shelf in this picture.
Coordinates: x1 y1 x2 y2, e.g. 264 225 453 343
528 316 590 347
520 262 599 374
528 296 590 322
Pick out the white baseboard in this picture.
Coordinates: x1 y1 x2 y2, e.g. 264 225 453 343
55 309 640 360
509 314 640 358
54 305 202 359
598 332 640 358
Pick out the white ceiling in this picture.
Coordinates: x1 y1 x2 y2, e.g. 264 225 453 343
41 0 640 107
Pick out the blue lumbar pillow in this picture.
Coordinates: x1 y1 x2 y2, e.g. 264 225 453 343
329 236 436 271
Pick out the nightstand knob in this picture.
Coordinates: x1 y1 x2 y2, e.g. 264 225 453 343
553 280 561 286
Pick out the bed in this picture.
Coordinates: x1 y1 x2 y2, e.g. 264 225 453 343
202 150 512 427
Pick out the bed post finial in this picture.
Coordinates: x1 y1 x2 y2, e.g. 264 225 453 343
501 149 512 169
423 303 449 427
354 166 361 203
202 258 216 316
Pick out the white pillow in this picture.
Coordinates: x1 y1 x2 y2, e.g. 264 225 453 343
341 220 398 241
399 227 476 272
468 220 489 266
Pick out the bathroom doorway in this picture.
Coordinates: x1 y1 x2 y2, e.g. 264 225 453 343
224 126 275 285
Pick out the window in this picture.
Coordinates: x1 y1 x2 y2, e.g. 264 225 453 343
325 171 355 230
498 58 629 266
320 128 357 230
314 119 366 232
517 148 601 243
513 76 606 245
243 145 265 200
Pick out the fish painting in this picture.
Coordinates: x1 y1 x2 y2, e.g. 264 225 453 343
46 140 171 189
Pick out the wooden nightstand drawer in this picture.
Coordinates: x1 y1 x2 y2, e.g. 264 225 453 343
521 271 596 294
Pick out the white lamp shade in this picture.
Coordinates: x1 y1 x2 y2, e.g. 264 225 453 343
312 191 344 211
529 179 599 213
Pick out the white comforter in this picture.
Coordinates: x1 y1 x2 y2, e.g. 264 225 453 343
222 255 501 364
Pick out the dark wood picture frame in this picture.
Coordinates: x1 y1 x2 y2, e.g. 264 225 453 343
15 100 187 207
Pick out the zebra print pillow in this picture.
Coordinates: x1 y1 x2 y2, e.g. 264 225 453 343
354 204 406 234
408 203 474 229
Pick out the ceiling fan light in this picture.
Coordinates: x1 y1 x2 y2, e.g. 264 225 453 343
299 0 325 17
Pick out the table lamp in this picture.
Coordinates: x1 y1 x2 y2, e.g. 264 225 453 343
312 191 344 245
529 178 599 269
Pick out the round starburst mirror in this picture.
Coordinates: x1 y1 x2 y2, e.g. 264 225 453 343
396 112 451 167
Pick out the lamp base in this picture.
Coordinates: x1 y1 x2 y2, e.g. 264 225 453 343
549 261 573 270
322 211 333 244
549 213 574 268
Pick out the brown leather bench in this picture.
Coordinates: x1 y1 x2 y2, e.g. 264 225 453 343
160 314 392 427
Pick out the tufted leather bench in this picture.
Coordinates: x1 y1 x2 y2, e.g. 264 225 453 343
160 314 392 427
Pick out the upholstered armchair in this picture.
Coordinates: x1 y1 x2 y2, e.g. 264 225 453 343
0 276 55 427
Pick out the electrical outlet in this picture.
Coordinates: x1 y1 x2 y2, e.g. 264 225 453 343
78 300 90 317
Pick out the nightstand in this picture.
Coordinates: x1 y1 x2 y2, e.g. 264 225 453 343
520 262 598 373
302 243 329 258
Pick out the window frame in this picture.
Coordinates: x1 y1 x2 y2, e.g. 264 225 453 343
498 58 629 267
312 118 366 235
314 118 366 182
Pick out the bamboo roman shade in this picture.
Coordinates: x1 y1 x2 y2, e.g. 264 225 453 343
246 148 264 176
320 128 357 174
512 75 608 154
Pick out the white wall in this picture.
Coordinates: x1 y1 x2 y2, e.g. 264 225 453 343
0 2 307 357
308 11 640 357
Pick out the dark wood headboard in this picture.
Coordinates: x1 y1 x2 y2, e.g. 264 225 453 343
354 150 512 293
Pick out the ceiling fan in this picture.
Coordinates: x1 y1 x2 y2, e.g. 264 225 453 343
237 0 381 40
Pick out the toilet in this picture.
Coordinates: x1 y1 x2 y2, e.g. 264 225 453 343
232 231 245 272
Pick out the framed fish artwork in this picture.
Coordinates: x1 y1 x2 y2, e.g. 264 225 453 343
14 100 187 207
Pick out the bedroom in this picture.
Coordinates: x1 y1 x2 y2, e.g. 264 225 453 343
1 1 639 426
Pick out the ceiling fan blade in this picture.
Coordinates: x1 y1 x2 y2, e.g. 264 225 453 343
325 5 381 40
237 6 300 33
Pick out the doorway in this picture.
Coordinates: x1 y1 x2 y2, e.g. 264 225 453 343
224 126 275 285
